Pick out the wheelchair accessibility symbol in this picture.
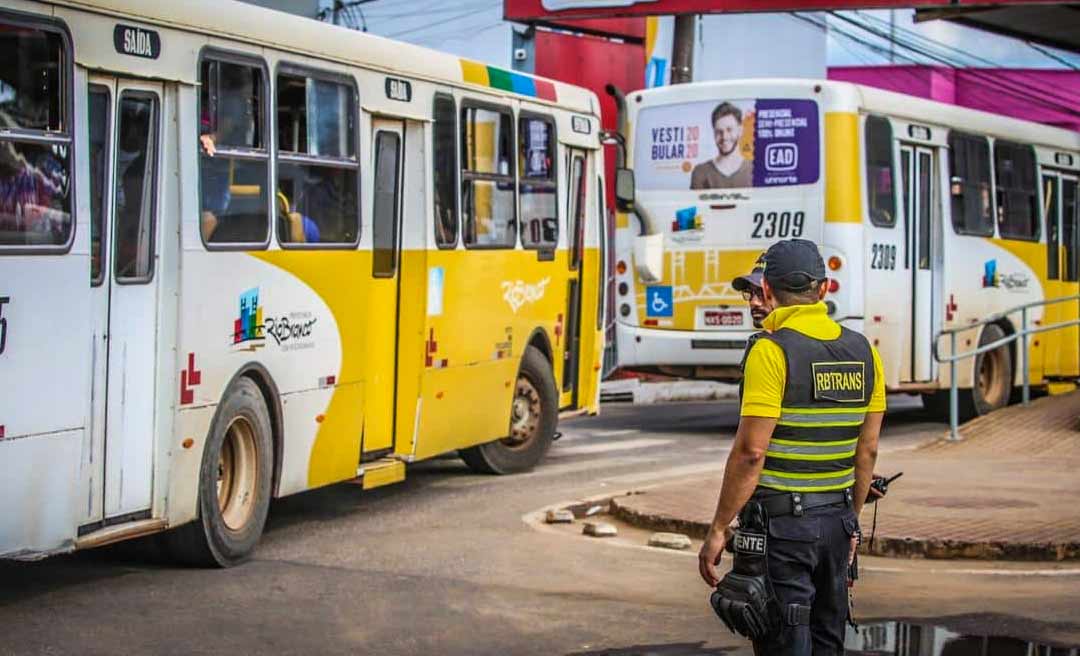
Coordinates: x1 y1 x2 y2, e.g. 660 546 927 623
646 286 673 318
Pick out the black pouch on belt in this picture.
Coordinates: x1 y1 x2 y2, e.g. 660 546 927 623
709 501 781 639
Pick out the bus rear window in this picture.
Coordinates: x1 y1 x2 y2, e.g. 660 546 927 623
632 98 819 191
0 22 72 248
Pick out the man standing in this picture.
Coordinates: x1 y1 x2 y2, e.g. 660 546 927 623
690 102 753 190
733 254 769 331
699 239 885 654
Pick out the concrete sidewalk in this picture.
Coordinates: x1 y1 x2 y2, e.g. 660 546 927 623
609 392 1080 561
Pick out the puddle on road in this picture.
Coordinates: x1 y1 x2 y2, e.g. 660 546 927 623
563 622 1079 655
564 643 735 655
846 620 1079 655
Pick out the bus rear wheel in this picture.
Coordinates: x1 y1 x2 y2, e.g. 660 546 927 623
460 345 557 475
166 378 273 567
972 323 1012 415
922 323 1012 422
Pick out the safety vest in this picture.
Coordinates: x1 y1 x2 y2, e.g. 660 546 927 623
757 326 875 493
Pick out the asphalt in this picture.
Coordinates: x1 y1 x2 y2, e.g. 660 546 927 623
1 397 1078 655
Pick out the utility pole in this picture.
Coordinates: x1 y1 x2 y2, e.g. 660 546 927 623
670 14 696 84
889 9 896 64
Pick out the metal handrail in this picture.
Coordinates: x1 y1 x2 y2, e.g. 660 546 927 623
932 293 1080 441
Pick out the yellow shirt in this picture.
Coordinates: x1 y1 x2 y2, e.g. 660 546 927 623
741 302 886 418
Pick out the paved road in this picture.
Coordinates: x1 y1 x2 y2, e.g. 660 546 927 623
2 398 1078 655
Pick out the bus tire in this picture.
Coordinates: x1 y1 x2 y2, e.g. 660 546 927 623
166 378 273 567
459 345 557 475
921 389 975 423
972 323 1012 416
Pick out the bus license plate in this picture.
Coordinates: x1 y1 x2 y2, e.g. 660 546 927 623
703 310 744 328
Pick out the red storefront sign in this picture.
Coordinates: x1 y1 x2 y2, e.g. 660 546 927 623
505 0 1057 21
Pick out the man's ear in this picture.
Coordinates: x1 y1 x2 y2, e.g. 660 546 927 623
762 278 776 305
818 280 829 301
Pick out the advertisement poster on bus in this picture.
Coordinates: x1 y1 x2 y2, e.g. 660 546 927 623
632 98 819 191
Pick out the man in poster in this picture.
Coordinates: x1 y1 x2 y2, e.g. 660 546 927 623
691 102 752 189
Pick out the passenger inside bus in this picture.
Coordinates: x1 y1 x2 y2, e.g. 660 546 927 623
276 191 321 243
198 117 232 242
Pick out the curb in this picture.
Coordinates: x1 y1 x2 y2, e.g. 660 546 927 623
610 494 1080 562
864 534 1080 561
609 496 710 541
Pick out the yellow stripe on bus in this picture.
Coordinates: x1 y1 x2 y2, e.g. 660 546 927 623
824 112 861 224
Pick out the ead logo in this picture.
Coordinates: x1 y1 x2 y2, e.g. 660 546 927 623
764 143 798 172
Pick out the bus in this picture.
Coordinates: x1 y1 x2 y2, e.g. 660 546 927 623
0 0 608 565
612 78 1080 417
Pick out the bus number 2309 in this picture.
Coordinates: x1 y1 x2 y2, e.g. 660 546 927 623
751 211 805 239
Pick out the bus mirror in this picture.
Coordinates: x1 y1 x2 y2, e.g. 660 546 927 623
633 233 664 284
615 168 635 212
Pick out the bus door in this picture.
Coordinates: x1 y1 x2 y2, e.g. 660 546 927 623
899 143 941 382
561 149 588 408
363 119 406 457
1042 171 1080 378
85 77 165 525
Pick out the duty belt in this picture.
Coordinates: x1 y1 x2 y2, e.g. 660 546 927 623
752 489 852 517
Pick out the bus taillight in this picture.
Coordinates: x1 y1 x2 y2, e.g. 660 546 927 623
828 256 842 271
828 279 840 294
616 260 628 275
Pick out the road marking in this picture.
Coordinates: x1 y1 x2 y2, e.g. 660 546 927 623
553 437 671 457
427 455 659 489
599 459 727 485
588 429 640 438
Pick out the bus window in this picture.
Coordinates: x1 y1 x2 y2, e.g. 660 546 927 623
199 56 269 246
1065 180 1079 282
372 130 401 277
994 141 1039 241
900 149 911 269
865 115 895 228
569 154 586 270
947 132 993 237
114 93 159 282
276 71 359 246
917 151 932 270
0 23 72 248
461 105 516 249
433 94 458 249
89 86 111 283
519 115 557 250
1044 175 1060 280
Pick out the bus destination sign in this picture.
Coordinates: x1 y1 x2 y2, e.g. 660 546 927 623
114 24 160 59
385 77 412 103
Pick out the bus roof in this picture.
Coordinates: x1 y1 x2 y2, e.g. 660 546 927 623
631 78 1080 151
46 0 599 114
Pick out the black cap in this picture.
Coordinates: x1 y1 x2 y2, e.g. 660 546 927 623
762 239 827 292
732 252 766 293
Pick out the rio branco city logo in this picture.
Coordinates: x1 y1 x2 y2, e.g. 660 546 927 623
231 287 318 352
233 288 265 350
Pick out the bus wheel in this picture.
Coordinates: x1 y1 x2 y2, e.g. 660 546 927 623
972 323 1012 416
166 378 273 567
460 345 557 475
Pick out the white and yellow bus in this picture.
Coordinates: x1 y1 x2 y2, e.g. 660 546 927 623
613 78 1080 415
0 0 608 565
